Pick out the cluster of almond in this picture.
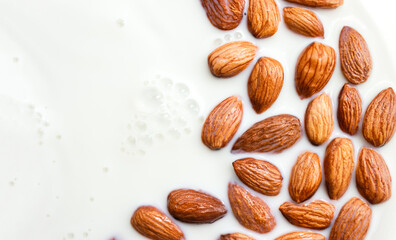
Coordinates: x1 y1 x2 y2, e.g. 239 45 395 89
129 0 395 239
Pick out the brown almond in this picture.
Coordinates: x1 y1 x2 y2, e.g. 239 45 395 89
131 206 185 240
329 197 372 240
279 200 335 229
167 189 227 223
284 0 343 8
275 231 325 240
356 148 392 204
362 87 396 147
202 96 243 150
233 158 283 196
324 137 354 200
228 183 276 233
288 152 322 203
305 93 334 145
247 0 280 38
337 84 362 135
339 26 372 84
219 233 256 240
295 42 336 99
232 114 302 153
283 7 324 38
208 41 258 78
248 57 284 114
201 0 245 30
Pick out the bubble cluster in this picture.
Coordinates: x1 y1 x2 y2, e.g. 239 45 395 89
121 76 201 157
213 31 243 46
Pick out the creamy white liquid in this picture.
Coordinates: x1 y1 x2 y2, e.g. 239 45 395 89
0 0 395 239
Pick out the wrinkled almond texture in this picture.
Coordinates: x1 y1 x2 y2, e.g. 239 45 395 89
284 0 343 8
339 26 372 84
283 7 324 38
248 57 284 114
324 138 354 200
232 114 302 153
337 84 362 135
329 197 372 240
363 87 396 147
219 232 256 240
305 93 334 145
275 231 325 240
131 206 185 240
233 158 283 196
208 41 258 78
289 152 322 203
279 200 335 229
201 0 245 30
228 183 276 233
356 148 392 204
295 42 336 99
167 189 227 223
202 96 243 150
247 0 280 38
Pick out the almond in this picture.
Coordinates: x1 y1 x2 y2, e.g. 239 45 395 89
275 231 325 240
337 84 362 135
329 197 372 240
201 0 245 30
131 206 185 240
279 200 335 229
295 42 336 99
167 189 227 223
356 147 392 204
283 7 324 38
232 114 301 153
288 152 322 203
233 158 283 196
305 93 334 145
339 26 372 84
228 183 276 233
208 41 258 78
284 0 343 8
248 57 284 114
362 87 396 147
324 137 354 200
247 0 280 38
202 96 243 150
219 233 256 240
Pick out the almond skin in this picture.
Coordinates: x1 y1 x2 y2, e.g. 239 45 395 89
202 96 243 150
362 87 396 147
228 183 276 233
167 189 227 223
208 41 258 78
284 0 343 8
324 138 355 200
131 206 185 240
356 148 392 204
283 7 324 38
339 26 372 84
288 152 322 203
233 158 283 196
279 200 335 229
232 114 302 153
337 84 362 135
295 42 336 99
201 0 245 30
219 233 256 240
329 197 372 240
248 57 284 114
247 0 280 38
275 231 325 240
305 93 334 145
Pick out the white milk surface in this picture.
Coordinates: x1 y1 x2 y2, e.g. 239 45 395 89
0 0 395 239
